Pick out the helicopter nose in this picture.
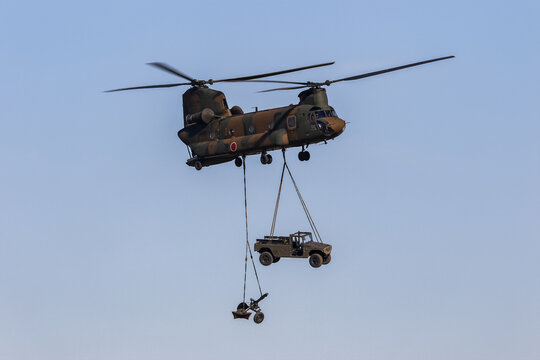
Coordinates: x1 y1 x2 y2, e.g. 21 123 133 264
327 117 346 134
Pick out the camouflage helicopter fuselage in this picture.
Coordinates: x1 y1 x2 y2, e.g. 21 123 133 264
177 86 346 169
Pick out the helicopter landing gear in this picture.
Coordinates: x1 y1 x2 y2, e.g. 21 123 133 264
260 153 272 165
194 161 203 170
235 157 243 167
298 151 310 161
298 145 310 161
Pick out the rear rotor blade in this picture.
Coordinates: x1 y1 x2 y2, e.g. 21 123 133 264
246 79 310 85
257 85 309 93
104 82 190 92
147 62 195 82
214 62 334 83
331 56 454 83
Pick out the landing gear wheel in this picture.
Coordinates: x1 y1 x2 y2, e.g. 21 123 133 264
234 157 243 167
323 254 331 265
309 253 323 268
259 252 273 266
265 154 272 164
298 151 311 161
272 257 280 263
253 311 264 324
260 153 267 165
194 161 202 171
237 302 248 311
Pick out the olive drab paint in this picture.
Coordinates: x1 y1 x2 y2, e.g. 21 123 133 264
178 87 346 168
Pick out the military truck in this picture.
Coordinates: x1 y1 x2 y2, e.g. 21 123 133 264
254 231 332 268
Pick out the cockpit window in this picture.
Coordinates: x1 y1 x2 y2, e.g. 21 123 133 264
325 110 338 117
326 110 338 117
312 109 338 119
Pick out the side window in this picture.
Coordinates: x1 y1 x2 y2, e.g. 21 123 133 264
287 115 296 130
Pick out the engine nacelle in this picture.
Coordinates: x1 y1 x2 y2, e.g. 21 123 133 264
185 108 215 125
230 105 244 115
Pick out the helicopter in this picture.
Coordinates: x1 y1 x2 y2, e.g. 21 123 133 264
107 56 454 170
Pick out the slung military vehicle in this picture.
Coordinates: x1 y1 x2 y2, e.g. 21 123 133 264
106 56 453 170
254 231 332 268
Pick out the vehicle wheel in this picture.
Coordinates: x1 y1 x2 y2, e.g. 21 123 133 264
272 257 280 263
323 254 331 265
265 154 272 164
234 157 242 167
259 251 273 266
298 151 305 161
309 253 323 268
260 154 267 165
237 302 248 311
194 161 203 170
304 151 310 161
253 311 264 324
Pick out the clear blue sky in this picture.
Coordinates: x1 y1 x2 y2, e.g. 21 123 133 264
1 0 539 359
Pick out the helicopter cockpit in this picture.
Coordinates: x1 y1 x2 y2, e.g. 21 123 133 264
308 109 340 135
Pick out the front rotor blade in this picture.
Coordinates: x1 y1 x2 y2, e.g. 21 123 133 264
331 56 455 83
147 62 195 82
215 62 334 83
104 82 190 92
258 85 309 93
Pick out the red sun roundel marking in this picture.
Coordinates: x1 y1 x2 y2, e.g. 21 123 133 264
230 142 237 152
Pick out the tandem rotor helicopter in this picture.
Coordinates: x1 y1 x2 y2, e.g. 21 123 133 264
107 56 454 170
